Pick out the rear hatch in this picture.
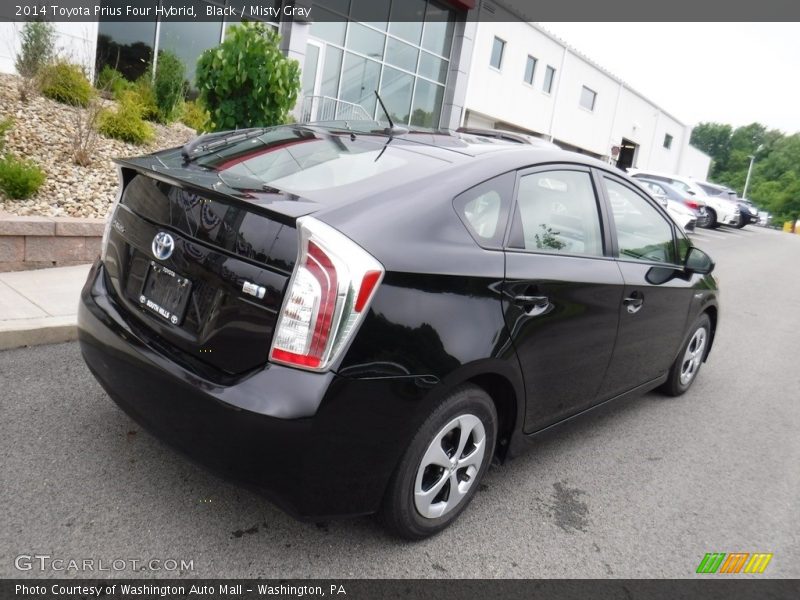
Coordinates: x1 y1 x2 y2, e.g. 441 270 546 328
101 126 460 376
104 168 302 376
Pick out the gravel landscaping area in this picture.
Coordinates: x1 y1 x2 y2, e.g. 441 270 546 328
0 74 196 219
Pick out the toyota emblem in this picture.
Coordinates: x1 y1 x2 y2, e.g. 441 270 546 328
152 232 175 261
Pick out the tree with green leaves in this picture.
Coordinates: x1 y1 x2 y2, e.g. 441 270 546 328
691 121 800 227
195 23 300 132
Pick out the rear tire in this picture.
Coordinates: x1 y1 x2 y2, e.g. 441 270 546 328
660 313 711 397
381 384 497 540
705 208 719 228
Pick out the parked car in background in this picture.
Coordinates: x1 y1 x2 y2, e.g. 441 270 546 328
636 177 709 230
78 126 719 539
697 182 759 228
628 170 739 228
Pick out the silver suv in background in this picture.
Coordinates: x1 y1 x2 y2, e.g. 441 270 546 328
696 182 759 228
627 169 740 228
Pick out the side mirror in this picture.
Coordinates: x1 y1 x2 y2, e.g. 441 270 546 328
685 247 714 274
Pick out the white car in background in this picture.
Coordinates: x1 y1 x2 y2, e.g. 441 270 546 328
628 169 740 228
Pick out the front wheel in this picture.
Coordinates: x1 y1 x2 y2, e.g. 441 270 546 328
660 314 711 396
381 384 497 540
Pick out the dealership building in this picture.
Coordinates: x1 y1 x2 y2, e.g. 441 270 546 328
0 0 710 178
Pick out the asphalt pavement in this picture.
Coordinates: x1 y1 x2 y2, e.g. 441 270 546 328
1 225 798 579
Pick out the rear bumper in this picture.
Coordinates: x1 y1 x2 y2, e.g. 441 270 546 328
78 261 424 519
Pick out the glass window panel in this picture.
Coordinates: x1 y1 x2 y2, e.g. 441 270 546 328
524 55 537 84
516 171 603 256
302 44 320 96
158 13 222 86
418 52 448 84
543 66 556 93
340 52 381 117
385 37 418 72
347 22 385 59
410 79 444 129
95 3 156 81
421 2 455 57
311 7 347 45
379 66 414 125
579 86 596 111
388 0 425 45
490 37 505 69
350 0 391 30
320 45 343 98
605 178 677 264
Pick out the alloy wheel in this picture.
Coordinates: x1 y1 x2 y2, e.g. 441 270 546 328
679 327 707 385
414 414 486 519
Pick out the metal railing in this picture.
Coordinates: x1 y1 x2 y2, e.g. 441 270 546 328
300 95 374 123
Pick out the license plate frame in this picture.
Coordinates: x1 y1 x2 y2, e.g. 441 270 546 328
139 261 192 326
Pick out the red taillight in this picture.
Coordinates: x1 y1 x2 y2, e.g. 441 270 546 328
685 199 700 210
355 270 382 313
270 217 384 372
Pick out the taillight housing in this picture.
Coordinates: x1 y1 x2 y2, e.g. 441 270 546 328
269 216 384 372
685 198 700 210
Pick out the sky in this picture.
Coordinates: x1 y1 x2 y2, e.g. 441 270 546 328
538 23 800 135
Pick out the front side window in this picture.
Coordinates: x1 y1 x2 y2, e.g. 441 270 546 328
490 37 505 69
511 170 603 257
604 177 677 264
543 66 556 93
580 86 597 111
524 55 537 84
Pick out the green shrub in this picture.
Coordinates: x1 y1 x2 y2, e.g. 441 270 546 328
131 76 160 121
0 118 13 152
153 50 186 123
196 23 300 131
98 93 154 145
0 154 46 199
40 62 94 107
15 20 55 101
180 100 209 132
96 65 133 97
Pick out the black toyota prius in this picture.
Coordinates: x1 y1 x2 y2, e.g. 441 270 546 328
78 124 718 539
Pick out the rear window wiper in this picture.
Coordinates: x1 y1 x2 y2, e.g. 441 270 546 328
181 128 267 163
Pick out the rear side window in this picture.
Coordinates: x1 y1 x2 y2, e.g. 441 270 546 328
453 172 515 249
509 170 604 257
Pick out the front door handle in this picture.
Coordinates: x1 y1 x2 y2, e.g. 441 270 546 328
513 294 550 316
623 291 644 314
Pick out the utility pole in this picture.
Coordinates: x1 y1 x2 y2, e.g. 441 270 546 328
742 154 756 200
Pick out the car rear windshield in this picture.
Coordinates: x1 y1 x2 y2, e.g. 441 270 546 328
194 127 448 197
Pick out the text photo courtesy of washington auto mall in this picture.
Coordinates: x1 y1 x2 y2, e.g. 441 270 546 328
0 1 799 599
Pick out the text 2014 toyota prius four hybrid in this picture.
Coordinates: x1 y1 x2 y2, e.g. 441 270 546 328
78 125 718 539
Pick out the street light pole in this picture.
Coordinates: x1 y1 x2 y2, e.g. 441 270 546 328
742 155 755 199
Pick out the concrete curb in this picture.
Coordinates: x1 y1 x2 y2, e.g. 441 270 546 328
0 316 77 351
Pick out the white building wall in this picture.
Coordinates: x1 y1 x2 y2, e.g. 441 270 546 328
464 18 564 136
678 144 712 180
0 22 98 78
463 14 705 174
550 50 618 156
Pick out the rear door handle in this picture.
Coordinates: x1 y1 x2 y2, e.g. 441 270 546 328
623 292 644 314
513 294 550 316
